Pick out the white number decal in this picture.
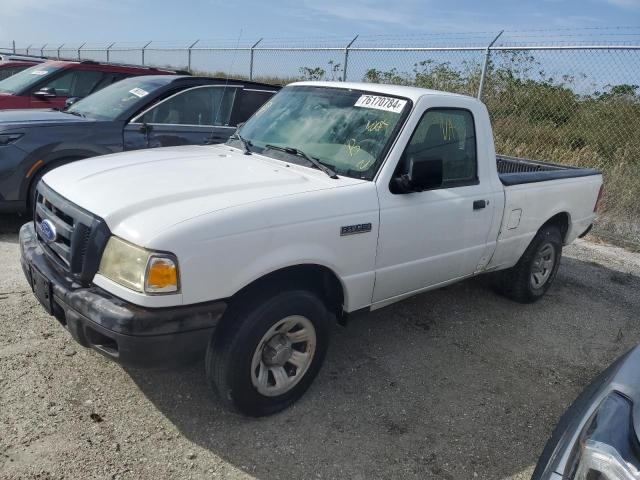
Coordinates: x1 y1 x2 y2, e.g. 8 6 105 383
354 95 406 113
129 87 149 98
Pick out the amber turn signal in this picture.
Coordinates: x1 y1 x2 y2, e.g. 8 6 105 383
145 257 179 293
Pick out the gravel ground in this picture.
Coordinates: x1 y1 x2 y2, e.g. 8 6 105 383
1 213 640 480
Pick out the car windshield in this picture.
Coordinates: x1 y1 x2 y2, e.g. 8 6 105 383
237 86 411 180
0 63 61 94
67 77 169 121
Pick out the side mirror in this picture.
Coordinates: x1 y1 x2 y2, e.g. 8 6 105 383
394 157 443 193
64 97 80 109
33 87 57 99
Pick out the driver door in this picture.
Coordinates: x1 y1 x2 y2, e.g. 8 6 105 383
123 85 239 151
373 106 498 304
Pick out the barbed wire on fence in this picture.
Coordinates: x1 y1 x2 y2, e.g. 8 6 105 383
2 29 640 244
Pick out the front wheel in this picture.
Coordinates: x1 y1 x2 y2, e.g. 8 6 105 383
495 225 563 303
205 288 331 416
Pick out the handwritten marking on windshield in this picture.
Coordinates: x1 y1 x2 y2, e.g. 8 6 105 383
346 138 361 157
364 120 389 132
356 158 374 170
441 119 457 141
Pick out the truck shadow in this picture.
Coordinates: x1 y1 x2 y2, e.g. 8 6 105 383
126 254 640 480
0 214 26 243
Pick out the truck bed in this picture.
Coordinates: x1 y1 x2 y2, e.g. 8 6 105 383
497 155 600 186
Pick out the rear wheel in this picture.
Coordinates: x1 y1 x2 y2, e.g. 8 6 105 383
495 225 563 303
205 287 331 416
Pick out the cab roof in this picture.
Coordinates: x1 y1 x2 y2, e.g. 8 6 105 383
290 81 471 103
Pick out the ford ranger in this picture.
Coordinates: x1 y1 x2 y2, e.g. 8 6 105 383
19 82 603 416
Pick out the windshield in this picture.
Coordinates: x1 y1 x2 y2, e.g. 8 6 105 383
237 86 411 180
0 63 61 94
67 77 169 121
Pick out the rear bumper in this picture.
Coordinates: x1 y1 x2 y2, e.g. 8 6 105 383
19 222 227 368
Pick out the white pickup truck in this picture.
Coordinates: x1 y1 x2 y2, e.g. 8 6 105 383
20 81 603 416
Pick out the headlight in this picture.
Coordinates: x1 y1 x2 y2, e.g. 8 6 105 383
98 236 179 294
0 133 23 145
567 392 640 479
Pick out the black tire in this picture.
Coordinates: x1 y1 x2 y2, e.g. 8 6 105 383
495 225 563 303
27 167 48 217
27 158 81 216
205 286 331 416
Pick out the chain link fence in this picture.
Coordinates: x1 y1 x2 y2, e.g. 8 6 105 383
3 30 640 244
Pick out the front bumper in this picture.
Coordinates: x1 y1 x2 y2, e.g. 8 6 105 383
19 222 227 368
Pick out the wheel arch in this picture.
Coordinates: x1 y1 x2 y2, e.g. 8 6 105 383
21 153 91 203
539 211 571 243
230 264 346 321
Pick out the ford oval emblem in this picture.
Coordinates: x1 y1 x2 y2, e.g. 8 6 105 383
39 219 57 244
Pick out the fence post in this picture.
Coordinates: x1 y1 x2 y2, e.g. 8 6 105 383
57 44 64 60
26 44 33 56
342 35 359 81
248 38 263 80
40 44 47 57
106 42 115 62
77 42 86 61
187 39 199 72
141 41 152 66
477 30 503 100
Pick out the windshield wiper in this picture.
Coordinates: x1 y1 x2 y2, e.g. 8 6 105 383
226 131 252 155
265 144 338 179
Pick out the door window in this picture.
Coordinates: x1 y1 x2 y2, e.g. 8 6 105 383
38 70 105 97
92 72 130 92
399 108 477 188
232 88 278 124
137 86 238 126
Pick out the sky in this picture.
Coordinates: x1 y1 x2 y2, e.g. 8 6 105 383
1 0 639 48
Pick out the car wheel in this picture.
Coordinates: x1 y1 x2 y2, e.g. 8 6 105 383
27 167 48 217
205 287 331 416
27 158 82 216
496 225 563 303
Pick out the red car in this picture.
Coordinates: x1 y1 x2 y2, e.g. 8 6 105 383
0 60 176 110
0 61 42 81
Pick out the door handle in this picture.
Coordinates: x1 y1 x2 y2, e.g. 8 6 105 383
138 123 153 134
473 200 487 210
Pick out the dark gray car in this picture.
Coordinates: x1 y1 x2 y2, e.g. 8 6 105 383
533 345 640 479
0 75 279 213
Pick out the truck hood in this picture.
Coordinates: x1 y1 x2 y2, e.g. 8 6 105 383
0 108 89 127
43 144 363 245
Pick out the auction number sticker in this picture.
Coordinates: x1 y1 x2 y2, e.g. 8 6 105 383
30 70 49 76
129 87 149 98
354 95 406 113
